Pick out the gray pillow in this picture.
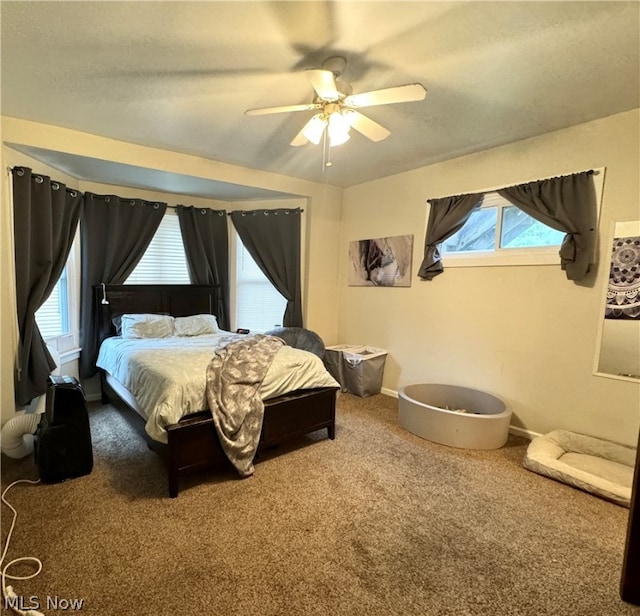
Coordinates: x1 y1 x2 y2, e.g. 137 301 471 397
264 327 325 359
121 313 175 339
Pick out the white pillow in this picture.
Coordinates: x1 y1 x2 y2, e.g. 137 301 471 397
121 314 175 339
174 314 220 337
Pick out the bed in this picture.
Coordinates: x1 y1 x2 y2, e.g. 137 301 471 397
94 284 339 497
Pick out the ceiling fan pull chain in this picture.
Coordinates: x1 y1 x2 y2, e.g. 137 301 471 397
322 129 327 168
323 129 332 169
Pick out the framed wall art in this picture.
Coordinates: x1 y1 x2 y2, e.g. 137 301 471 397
348 234 413 287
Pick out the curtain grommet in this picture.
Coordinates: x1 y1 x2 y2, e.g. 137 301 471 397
35 176 44 184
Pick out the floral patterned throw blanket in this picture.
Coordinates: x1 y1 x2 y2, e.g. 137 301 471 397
206 334 285 476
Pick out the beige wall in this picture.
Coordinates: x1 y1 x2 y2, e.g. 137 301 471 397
1 117 342 424
340 109 640 446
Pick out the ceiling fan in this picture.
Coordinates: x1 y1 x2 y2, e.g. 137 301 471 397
245 56 427 151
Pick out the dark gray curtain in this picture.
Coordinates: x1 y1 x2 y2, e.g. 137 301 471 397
418 193 483 280
177 205 230 330
12 167 83 405
230 208 302 327
79 193 167 377
498 171 597 281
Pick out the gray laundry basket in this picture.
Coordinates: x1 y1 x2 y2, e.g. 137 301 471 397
342 347 387 397
324 344 364 392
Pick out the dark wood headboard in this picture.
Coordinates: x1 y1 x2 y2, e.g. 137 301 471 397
94 284 220 347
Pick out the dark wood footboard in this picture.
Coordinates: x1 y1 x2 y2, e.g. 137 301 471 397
166 386 336 497
100 374 337 497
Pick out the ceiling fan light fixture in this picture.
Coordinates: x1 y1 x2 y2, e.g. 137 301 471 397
301 114 326 145
327 110 351 147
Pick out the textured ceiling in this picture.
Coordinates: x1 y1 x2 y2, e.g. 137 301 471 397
2 1 639 199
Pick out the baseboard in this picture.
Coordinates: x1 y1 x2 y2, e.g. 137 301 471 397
509 425 541 441
86 393 102 403
380 387 539 441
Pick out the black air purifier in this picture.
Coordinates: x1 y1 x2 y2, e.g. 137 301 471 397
34 375 93 483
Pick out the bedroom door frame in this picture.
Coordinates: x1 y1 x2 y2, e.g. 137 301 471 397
621 426 640 604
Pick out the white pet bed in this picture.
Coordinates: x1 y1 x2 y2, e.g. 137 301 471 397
523 430 636 507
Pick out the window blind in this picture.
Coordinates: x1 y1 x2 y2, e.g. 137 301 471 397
125 213 190 284
35 269 69 339
235 234 286 332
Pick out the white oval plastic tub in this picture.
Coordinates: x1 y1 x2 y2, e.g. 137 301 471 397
398 384 511 450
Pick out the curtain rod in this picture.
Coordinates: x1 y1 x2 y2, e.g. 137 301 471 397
427 168 599 203
226 208 304 215
169 205 304 214
7 168 305 212
167 205 305 214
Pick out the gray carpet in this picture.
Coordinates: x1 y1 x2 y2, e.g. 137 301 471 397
1 393 637 616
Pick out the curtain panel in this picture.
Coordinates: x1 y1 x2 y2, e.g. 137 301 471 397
79 193 167 378
418 193 483 280
229 208 303 327
177 205 230 330
12 167 83 405
497 171 597 281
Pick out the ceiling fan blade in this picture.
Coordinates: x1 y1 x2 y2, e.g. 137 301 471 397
245 103 322 116
109 67 270 79
290 127 310 147
306 69 340 101
344 83 426 108
347 111 391 142
268 2 336 55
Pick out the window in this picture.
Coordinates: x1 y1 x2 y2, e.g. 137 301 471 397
441 192 566 267
234 232 286 332
34 233 80 355
125 213 190 284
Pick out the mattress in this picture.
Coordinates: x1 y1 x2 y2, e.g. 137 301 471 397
523 429 636 507
97 332 339 443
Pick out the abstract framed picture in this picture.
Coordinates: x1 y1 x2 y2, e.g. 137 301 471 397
348 235 413 287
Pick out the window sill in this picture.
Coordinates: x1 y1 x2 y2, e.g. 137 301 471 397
443 250 560 268
58 347 81 364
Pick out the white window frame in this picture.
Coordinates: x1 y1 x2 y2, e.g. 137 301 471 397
440 168 605 268
38 229 81 362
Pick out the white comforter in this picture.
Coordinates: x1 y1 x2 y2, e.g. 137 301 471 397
96 332 339 443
